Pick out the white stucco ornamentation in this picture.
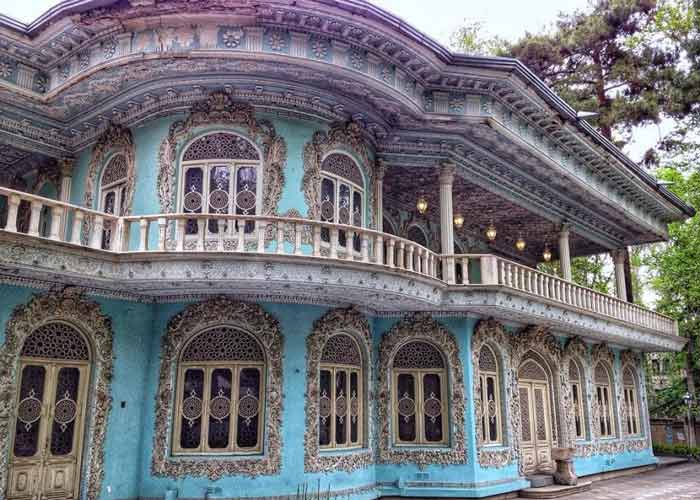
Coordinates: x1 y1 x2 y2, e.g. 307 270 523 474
0 288 113 500
377 313 466 466
304 307 374 472
151 297 283 478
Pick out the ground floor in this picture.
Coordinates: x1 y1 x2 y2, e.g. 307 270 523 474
0 285 657 500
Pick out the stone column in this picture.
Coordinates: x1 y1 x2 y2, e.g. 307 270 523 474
439 161 456 284
375 159 385 231
58 158 76 239
558 224 572 281
612 249 628 302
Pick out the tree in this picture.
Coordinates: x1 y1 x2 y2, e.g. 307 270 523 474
450 21 509 56
506 0 681 144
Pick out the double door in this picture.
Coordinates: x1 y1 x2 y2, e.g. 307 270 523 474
518 380 554 474
8 360 89 500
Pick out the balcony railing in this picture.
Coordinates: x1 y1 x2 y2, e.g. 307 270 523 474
0 187 678 336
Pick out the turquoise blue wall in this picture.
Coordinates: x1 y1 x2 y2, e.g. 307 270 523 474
0 284 657 500
67 113 378 251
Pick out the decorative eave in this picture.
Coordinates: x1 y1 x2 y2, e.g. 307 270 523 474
0 0 693 224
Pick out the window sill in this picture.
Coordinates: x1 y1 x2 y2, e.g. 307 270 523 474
319 447 369 456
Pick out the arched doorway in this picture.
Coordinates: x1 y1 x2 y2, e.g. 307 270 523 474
7 322 92 500
518 354 555 474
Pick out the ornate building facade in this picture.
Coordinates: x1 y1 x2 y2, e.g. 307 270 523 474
0 1 694 499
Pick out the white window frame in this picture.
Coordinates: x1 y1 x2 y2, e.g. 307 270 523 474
594 362 615 439
478 344 503 446
623 367 641 436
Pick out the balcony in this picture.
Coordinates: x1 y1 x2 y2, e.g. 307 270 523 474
0 187 681 351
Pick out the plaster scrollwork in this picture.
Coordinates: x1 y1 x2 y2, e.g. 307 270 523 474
561 336 589 447
304 307 373 472
157 92 287 236
509 325 563 475
377 313 466 466
302 121 376 229
471 319 516 468
151 297 283 478
0 288 113 500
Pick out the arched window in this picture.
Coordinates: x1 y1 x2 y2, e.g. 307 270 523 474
99 154 128 249
179 132 262 236
569 360 587 440
623 367 641 436
173 326 265 454
320 152 364 250
318 334 363 449
392 341 447 445
594 362 615 438
406 225 428 247
478 344 502 445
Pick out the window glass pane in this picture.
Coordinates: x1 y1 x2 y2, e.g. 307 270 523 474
208 368 232 449
180 369 204 449
572 384 582 438
235 166 257 223
335 370 348 445
184 167 204 235
480 376 486 441
350 371 359 444
321 178 335 243
14 365 45 457
319 369 332 446
352 191 362 251
423 373 443 442
397 373 416 442
338 184 351 224
208 166 230 233
50 367 80 456
236 367 261 449
486 376 498 442
103 191 116 215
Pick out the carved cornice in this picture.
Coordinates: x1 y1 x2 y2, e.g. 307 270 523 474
304 307 373 472
377 313 466 466
0 288 114 500
151 297 283 478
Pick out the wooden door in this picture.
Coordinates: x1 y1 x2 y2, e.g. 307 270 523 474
8 361 90 500
518 381 553 474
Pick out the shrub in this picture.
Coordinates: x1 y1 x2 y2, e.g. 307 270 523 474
653 442 700 460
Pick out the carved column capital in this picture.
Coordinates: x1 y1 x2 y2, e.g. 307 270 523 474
375 159 387 181
439 161 456 185
58 157 76 177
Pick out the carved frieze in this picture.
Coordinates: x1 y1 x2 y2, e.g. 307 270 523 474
377 313 466 466
151 297 283 478
304 307 374 472
0 288 113 500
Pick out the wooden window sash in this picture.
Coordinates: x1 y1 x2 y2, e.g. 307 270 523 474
392 368 448 447
319 363 363 450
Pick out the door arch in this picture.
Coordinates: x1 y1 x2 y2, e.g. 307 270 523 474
0 290 113 500
517 353 556 474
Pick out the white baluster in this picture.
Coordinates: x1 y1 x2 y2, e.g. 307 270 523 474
406 244 414 271
374 234 383 264
386 238 395 268
112 218 124 251
158 217 167 251
176 218 186 251
237 219 247 252
4 194 20 232
397 241 405 269
217 219 226 251
346 230 355 261
139 219 149 251
49 206 62 241
361 233 369 263
313 225 321 257
257 221 267 253
90 215 104 249
294 223 303 255
71 210 84 245
196 219 205 251
276 222 285 255
330 227 339 259
27 201 42 237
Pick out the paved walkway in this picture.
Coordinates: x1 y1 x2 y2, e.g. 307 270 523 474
564 462 700 499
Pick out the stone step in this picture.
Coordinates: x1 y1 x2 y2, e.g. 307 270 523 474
526 474 554 488
519 481 592 499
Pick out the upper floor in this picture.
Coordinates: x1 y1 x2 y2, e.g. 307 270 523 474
0 0 694 353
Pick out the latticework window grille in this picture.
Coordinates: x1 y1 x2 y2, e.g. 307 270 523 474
569 360 586 440
319 334 363 449
392 341 448 446
623 367 641 436
594 362 615 438
21 323 89 361
174 326 265 455
478 344 502 445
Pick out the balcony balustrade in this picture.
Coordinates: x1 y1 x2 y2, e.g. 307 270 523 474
0 187 677 337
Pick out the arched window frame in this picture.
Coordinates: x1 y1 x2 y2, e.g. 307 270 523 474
318 149 367 227
98 153 129 217
569 358 587 441
405 223 429 248
177 131 264 239
622 366 641 437
391 340 449 447
594 361 616 439
477 343 503 446
171 326 267 456
318 334 364 450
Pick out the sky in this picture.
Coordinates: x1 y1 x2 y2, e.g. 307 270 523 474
0 0 666 161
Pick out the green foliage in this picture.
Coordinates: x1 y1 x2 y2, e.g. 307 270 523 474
450 21 510 56
653 442 700 458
